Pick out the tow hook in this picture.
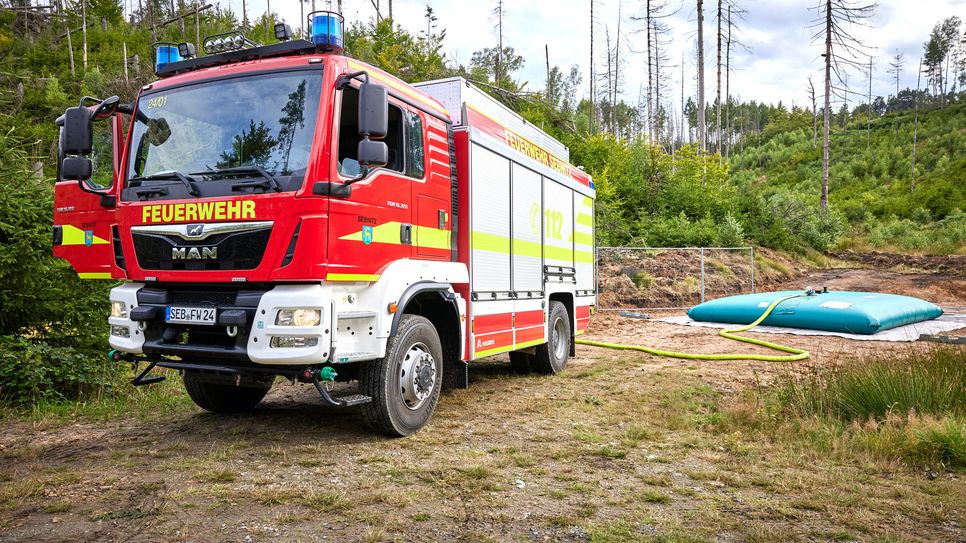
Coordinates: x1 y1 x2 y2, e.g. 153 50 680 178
109 349 166 386
305 366 372 407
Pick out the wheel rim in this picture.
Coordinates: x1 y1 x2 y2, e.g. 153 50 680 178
551 316 567 360
399 341 437 410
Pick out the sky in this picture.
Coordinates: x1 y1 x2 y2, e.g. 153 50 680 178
215 0 963 116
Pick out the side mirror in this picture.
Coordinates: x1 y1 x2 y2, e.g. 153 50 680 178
358 139 388 169
92 95 120 120
358 82 388 138
61 157 93 181
63 106 93 155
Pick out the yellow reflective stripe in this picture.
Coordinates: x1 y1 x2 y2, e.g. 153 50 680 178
471 231 510 253
347 59 449 115
474 338 547 358
325 273 381 282
576 213 593 227
60 225 109 246
340 222 451 251
77 272 112 279
571 231 593 245
473 232 593 263
413 225 451 250
582 196 593 207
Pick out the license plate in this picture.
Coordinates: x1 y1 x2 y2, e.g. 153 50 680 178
165 306 217 325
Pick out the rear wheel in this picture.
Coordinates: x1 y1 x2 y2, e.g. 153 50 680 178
509 351 533 374
532 301 571 375
183 372 271 413
360 315 443 436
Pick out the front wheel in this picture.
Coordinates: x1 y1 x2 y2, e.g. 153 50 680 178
360 314 443 436
531 301 571 375
183 371 271 413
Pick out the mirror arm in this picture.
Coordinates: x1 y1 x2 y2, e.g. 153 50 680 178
336 70 369 90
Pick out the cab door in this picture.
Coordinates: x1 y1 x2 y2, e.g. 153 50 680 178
326 85 413 281
53 112 124 279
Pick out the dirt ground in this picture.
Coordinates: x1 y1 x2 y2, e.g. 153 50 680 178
1 267 964 543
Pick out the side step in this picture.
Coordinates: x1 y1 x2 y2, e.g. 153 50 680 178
310 377 372 407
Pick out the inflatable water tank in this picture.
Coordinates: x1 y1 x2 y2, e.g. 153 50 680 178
687 290 943 335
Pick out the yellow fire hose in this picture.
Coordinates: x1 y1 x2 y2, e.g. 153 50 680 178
575 292 810 362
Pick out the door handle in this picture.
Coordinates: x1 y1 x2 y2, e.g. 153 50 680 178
400 223 412 245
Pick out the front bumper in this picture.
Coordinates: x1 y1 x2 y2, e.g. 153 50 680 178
108 283 332 366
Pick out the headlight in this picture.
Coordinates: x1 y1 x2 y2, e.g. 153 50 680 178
270 336 319 348
111 301 127 318
275 308 321 327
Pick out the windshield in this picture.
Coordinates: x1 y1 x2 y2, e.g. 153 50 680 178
127 70 323 186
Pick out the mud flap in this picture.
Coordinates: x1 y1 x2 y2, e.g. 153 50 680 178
443 358 468 390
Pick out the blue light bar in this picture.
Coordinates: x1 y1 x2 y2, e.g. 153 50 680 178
154 44 183 73
309 11 344 54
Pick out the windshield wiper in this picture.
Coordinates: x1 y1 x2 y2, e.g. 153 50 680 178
130 171 200 197
195 166 282 192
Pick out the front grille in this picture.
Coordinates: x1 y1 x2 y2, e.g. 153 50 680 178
170 290 237 306
132 227 271 271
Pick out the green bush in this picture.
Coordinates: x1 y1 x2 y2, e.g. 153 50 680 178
0 335 111 404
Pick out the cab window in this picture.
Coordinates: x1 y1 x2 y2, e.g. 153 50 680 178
336 86 406 177
405 111 425 179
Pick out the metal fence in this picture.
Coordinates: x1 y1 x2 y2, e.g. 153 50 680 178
596 246 756 311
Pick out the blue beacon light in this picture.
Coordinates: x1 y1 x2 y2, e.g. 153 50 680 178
309 11 345 54
154 44 183 73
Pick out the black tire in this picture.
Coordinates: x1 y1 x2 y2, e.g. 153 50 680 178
532 301 571 375
509 351 533 375
360 314 443 436
183 372 271 413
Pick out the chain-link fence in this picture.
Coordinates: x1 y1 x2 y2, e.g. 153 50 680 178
596 246 756 310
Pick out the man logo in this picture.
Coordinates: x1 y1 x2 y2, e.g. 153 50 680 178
185 224 205 238
361 225 373 246
172 247 217 260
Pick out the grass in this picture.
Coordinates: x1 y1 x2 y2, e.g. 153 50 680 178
729 346 966 470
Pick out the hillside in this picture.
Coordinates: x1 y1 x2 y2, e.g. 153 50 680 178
729 102 966 254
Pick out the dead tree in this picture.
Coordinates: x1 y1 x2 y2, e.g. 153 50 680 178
590 0 596 133
810 0 877 211
723 1 747 159
912 56 922 186
492 0 504 85
81 0 87 70
696 0 706 153
866 56 872 151
808 76 817 147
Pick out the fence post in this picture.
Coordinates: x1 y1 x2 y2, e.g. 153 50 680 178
699 247 705 303
750 246 756 293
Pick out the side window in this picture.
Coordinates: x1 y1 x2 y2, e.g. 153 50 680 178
336 86 405 177
405 111 425 179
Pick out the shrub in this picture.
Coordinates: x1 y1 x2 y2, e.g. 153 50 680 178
0 336 112 405
716 213 746 247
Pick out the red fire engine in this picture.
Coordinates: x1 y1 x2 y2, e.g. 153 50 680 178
52 13 595 435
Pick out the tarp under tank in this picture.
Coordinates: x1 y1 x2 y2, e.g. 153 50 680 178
687 291 943 335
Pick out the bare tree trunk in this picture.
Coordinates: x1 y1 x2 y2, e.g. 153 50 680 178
696 0 706 153
645 0 654 140
615 0 622 126
867 56 872 152
81 0 88 70
681 51 685 146
195 0 201 50
495 0 504 84
808 76 817 148
715 0 722 157
654 20 661 145
546 44 550 91
724 4 732 159
912 56 922 188
821 0 831 211
123 41 129 84
589 0 595 134
65 20 75 76
242 0 248 28
388 0 393 20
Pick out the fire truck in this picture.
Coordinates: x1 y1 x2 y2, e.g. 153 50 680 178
52 13 595 436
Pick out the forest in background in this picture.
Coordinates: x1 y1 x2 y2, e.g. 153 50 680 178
0 0 963 404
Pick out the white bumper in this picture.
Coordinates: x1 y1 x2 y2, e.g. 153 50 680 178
108 282 146 354
247 284 332 365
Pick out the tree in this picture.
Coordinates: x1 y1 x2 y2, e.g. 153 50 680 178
922 16 961 107
810 0 877 210
808 76 817 148
491 0 505 86
696 0 706 153
887 49 903 98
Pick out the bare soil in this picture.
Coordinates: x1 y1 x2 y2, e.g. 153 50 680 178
1 265 964 543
